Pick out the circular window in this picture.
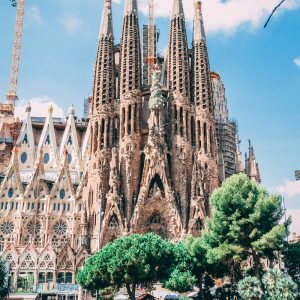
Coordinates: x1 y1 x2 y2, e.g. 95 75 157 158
54 221 67 235
27 221 41 235
1 221 15 235
8 188 14 198
21 152 27 164
67 154 72 164
44 153 50 164
59 189 65 200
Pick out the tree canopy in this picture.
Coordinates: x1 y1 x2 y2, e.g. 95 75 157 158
284 241 300 291
77 233 175 300
201 174 290 280
0 257 10 300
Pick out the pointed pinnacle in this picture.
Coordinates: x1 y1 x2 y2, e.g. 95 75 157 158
193 0 206 43
172 0 184 19
99 0 114 38
124 0 138 16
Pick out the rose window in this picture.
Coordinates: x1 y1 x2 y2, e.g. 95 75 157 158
54 221 67 235
27 221 42 235
1 221 15 235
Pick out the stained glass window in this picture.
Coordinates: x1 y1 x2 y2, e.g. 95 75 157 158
8 188 14 198
44 153 50 164
27 221 41 235
0 221 14 235
59 189 65 200
54 221 67 235
21 152 27 163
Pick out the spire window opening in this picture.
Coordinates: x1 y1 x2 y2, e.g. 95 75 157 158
121 108 125 138
128 105 132 135
204 122 208 154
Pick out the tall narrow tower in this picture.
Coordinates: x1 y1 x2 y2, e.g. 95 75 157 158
84 0 116 252
167 0 193 228
191 0 218 214
119 0 142 222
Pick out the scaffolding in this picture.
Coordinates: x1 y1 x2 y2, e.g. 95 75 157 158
83 96 92 118
216 120 238 179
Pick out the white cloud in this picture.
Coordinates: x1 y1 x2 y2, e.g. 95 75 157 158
116 0 300 34
294 57 300 67
61 16 82 33
277 180 300 197
28 6 42 24
15 96 65 120
286 209 300 237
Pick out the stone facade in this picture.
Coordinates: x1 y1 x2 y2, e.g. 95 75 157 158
0 0 261 294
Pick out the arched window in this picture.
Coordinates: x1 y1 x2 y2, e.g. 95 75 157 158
150 215 160 224
109 215 118 228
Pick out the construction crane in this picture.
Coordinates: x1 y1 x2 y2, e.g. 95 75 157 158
146 0 156 85
6 0 26 107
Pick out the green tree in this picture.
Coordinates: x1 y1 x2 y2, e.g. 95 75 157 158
284 241 300 290
202 174 290 281
262 269 298 300
77 234 175 300
0 257 10 300
238 276 263 300
163 242 196 293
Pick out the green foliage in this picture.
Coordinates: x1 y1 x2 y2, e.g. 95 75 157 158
164 269 196 293
284 241 300 290
163 242 196 293
262 269 298 300
201 174 289 281
0 257 10 300
77 234 175 300
238 276 262 299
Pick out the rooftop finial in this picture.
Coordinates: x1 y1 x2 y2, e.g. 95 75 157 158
68 104 75 115
48 105 53 114
26 102 31 113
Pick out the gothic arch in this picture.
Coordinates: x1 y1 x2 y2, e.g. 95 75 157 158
148 174 165 198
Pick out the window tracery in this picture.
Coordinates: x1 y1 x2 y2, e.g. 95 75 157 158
27 221 42 235
54 221 67 235
1 221 15 235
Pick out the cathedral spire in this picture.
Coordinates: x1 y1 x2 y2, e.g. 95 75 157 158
193 0 213 112
193 1 218 191
194 1 206 43
167 0 190 98
172 0 184 19
124 0 138 16
92 0 115 117
119 0 141 96
99 0 113 38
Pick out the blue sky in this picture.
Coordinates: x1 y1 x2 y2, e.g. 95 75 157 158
0 0 299 234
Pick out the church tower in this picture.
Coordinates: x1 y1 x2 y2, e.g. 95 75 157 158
119 0 142 223
167 0 193 229
83 0 116 252
189 0 218 230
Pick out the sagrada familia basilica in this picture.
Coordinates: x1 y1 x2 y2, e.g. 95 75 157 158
0 0 261 294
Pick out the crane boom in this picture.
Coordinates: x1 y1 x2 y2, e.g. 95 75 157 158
6 0 26 106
